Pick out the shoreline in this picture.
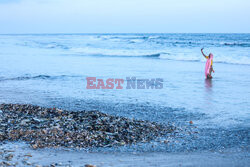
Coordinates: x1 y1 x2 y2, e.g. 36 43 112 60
1 141 249 167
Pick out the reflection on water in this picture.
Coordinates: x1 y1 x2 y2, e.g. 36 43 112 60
204 79 213 106
205 79 213 92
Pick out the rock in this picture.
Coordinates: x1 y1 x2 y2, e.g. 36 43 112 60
1 161 12 166
164 140 169 143
50 163 56 167
0 103 175 149
119 141 126 146
20 119 30 126
4 154 14 161
22 159 32 165
4 150 15 152
32 144 38 149
24 153 32 157
26 161 32 165
85 164 96 167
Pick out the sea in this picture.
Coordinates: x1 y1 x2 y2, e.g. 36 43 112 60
0 33 249 153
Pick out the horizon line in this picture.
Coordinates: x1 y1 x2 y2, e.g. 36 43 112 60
0 32 250 35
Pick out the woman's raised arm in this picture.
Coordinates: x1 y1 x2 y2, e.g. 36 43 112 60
201 48 207 58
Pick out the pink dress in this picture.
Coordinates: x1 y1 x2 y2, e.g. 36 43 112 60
205 54 213 78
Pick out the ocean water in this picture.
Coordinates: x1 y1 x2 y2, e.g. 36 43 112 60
0 33 249 152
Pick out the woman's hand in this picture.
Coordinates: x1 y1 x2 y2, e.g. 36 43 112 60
201 48 207 57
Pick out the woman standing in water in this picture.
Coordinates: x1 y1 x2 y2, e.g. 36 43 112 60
201 48 215 79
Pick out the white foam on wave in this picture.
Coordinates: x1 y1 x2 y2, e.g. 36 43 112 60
213 54 250 65
70 47 163 57
70 47 250 65
148 36 161 39
129 39 144 43
160 53 201 62
219 42 250 47
160 53 250 65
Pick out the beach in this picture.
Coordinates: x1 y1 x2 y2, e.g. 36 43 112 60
0 33 249 166
1 142 249 167
0 104 248 167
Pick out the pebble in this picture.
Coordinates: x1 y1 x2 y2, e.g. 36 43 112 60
4 154 14 161
24 153 32 157
1 161 12 166
50 163 56 167
85 164 96 167
0 103 175 149
164 140 169 143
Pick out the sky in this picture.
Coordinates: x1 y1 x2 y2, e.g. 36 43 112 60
0 0 249 33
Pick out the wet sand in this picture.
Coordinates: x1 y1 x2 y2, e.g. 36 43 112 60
0 142 249 167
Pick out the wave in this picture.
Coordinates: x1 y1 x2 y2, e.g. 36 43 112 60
94 53 161 58
45 43 69 50
0 75 80 82
35 42 70 50
212 56 250 65
97 35 250 47
159 53 200 62
222 42 250 47
70 47 250 65
15 35 250 54
159 54 250 65
16 41 70 50
70 47 166 58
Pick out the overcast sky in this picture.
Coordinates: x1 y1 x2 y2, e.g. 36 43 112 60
0 0 249 33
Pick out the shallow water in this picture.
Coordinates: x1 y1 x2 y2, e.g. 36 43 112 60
0 34 249 153
1 142 249 167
